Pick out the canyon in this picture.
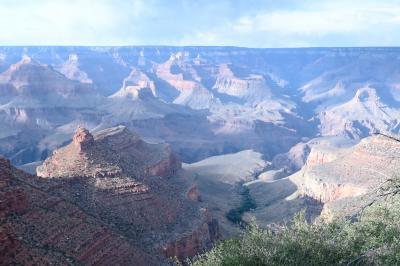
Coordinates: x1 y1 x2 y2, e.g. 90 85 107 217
3 46 399 167
1 126 220 264
1 46 400 264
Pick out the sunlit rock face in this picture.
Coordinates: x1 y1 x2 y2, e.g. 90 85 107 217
290 134 400 209
56 53 93 84
110 68 156 100
37 125 181 179
319 87 400 138
212 63 272 102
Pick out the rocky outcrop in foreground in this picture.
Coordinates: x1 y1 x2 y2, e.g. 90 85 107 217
33 126 219 263
0 157 155 265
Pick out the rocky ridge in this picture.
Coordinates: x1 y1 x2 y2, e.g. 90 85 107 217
37 126 180 179
35 126 219 262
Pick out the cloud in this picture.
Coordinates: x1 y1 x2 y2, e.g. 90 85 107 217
0 0 399 47
0 0 144 45
179 0 400 47
231 1 400 36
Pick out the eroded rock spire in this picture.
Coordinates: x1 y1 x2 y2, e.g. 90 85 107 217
73 127 94 152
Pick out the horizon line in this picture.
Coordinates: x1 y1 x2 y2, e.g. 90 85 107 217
1 45 400 49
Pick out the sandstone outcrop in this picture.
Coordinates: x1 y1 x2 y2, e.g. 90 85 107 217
155 55 215 109
290 134 400 214
37 125 180 179
57 53 93 84
0 156 156 265
187 185 202 202
212 63 271 102
35 126 219 263
111 68 156 100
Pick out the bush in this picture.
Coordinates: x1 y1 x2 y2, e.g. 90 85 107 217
189 187 400 265
226 186 257 224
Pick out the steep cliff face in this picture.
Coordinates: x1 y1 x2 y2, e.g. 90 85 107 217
212 64 271 102
35 126 219 262
319 87 400 138
0 56 102 109
56 53 93 84
290 134 400 205
164 211 220 260
0 158 28 218
110 68 156 100
155 55 215 110
0 157 156 265
0 56 104 165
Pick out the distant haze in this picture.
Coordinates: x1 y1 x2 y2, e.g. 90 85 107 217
0 0 400 47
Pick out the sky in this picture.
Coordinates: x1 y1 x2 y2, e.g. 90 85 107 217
0 0 400 47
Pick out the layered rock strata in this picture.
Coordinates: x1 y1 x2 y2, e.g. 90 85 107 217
290 134 400 218
35 126 219 263
0 157 156 265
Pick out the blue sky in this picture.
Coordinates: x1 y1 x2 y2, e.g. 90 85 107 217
0 0 400 47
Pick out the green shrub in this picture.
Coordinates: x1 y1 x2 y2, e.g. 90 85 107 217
190 186 400 266
226 186 257 224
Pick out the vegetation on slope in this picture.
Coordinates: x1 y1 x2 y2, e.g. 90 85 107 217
226 185 257 224
188 178 400 266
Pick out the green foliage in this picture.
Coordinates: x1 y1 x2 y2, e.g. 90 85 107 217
190 182 400 266
226 186 257 224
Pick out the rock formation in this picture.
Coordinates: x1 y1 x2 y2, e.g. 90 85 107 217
212 64 271 102
57 53 93 84
289 134 400 218
2 47 400 166
272 136 357 173
319 87 400 138
155 55 215 109
110 68 156 100
0 56 101 109
37 125 180 179
35 126 219 262
0 156 156 265
0 56 104 165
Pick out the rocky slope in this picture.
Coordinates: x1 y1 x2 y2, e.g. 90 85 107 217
35 126 219 262
238 133 400 226
0 156 157 265
182 150 268 236
289 133 400 219
0 56 102 108
271 136 357 174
